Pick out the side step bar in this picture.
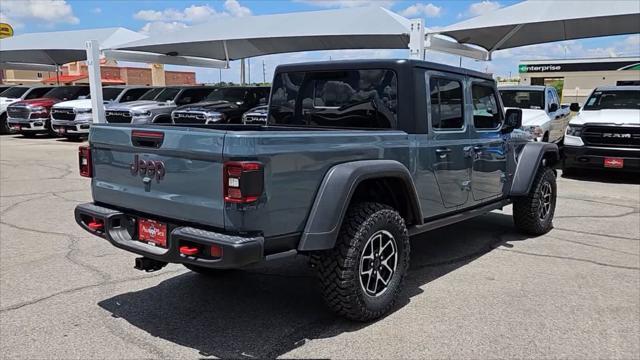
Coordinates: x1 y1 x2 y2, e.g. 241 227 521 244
409 200 510 237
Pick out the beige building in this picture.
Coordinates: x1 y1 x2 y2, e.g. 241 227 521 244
1 59 196 86
518 57 640 104
1 69 57 85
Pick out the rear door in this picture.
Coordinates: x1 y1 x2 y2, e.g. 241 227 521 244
468 79 508 203
90 125 228 228
426 71 472 209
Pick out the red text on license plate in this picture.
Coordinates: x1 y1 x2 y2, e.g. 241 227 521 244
138 218 167 247
604 157 624 168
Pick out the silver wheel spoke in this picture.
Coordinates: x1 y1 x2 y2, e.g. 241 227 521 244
382 260 394 273
359 230 398 297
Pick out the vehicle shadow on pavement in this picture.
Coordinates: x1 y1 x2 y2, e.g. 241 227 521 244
98 212 529 359
561 169 640 185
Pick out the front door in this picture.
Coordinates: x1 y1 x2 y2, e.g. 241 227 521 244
427 72 472 209
469 80 508 202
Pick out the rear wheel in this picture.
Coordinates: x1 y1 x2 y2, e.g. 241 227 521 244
313 202 410 321
513 167 556 235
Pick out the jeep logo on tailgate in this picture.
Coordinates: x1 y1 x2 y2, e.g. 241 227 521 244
130 154 165 181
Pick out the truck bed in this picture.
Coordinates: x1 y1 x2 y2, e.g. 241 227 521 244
89 123 410 238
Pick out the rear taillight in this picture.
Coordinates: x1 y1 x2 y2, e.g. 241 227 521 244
224 161 263 203
79 145 92 178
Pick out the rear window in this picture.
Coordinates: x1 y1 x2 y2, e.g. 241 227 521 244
583 90 639 110
268 69 398 129
499 89 544 109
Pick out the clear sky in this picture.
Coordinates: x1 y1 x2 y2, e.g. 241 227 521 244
2 0 639 83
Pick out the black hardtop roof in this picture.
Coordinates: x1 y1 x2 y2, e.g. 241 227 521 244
274 59 494 81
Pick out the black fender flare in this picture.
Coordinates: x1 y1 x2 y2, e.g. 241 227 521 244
510 142 559 196
298 160 422 251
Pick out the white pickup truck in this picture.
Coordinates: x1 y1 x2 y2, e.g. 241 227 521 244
563 86 639 173
50 86 153 139
0 86 56 134
499 85 571 143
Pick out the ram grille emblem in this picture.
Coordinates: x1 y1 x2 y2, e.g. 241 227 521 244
602 133 631 138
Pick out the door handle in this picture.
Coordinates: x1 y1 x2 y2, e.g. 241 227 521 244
435 147 451 158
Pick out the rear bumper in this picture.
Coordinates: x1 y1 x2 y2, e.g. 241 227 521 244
51 120 90 136
563 145 640 172
75 202 264 269
7 117 49 132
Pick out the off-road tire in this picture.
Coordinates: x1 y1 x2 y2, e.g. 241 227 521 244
183 263 230 276
513 166 556 235
312 202 410 321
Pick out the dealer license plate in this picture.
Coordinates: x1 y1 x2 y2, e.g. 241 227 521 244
604 157 624 169
138 218 167 248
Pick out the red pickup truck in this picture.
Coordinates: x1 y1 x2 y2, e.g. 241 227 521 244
7 86 89 137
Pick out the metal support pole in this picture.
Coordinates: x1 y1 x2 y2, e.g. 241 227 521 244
409 19 425 60
240 58 246 85
85 40 105 124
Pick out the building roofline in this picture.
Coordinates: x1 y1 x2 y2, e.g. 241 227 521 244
520 56 640 65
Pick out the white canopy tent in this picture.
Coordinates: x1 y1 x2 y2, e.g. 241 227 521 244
0 27 228 121
434 0 640 60
0 27 147 65
116 7 485 61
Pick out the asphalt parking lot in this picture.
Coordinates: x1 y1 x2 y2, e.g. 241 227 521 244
0 134 638 359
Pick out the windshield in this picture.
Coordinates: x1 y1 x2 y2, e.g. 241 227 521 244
583 90 640 110
138 88 163 100
102 87 124 101
151 88 181 102
499 90 545 109
43 86 90 100
0 87 29 98
206 88 247 103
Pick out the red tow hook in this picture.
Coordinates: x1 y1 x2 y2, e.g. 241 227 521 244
87 218 104 231
179 246 199 256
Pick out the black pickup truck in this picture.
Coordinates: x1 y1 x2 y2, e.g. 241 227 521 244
171 86 270 124
75 59 559 321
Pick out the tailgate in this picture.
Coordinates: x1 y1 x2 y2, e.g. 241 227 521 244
90 125 227 228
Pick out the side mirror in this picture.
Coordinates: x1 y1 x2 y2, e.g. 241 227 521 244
570 103 580 112
502 108 522 133
548 103 558 112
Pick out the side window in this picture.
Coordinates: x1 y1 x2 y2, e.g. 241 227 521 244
471 83 502 130
429 77 464 130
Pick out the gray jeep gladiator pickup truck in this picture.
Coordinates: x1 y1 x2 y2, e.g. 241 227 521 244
75 59 559 321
